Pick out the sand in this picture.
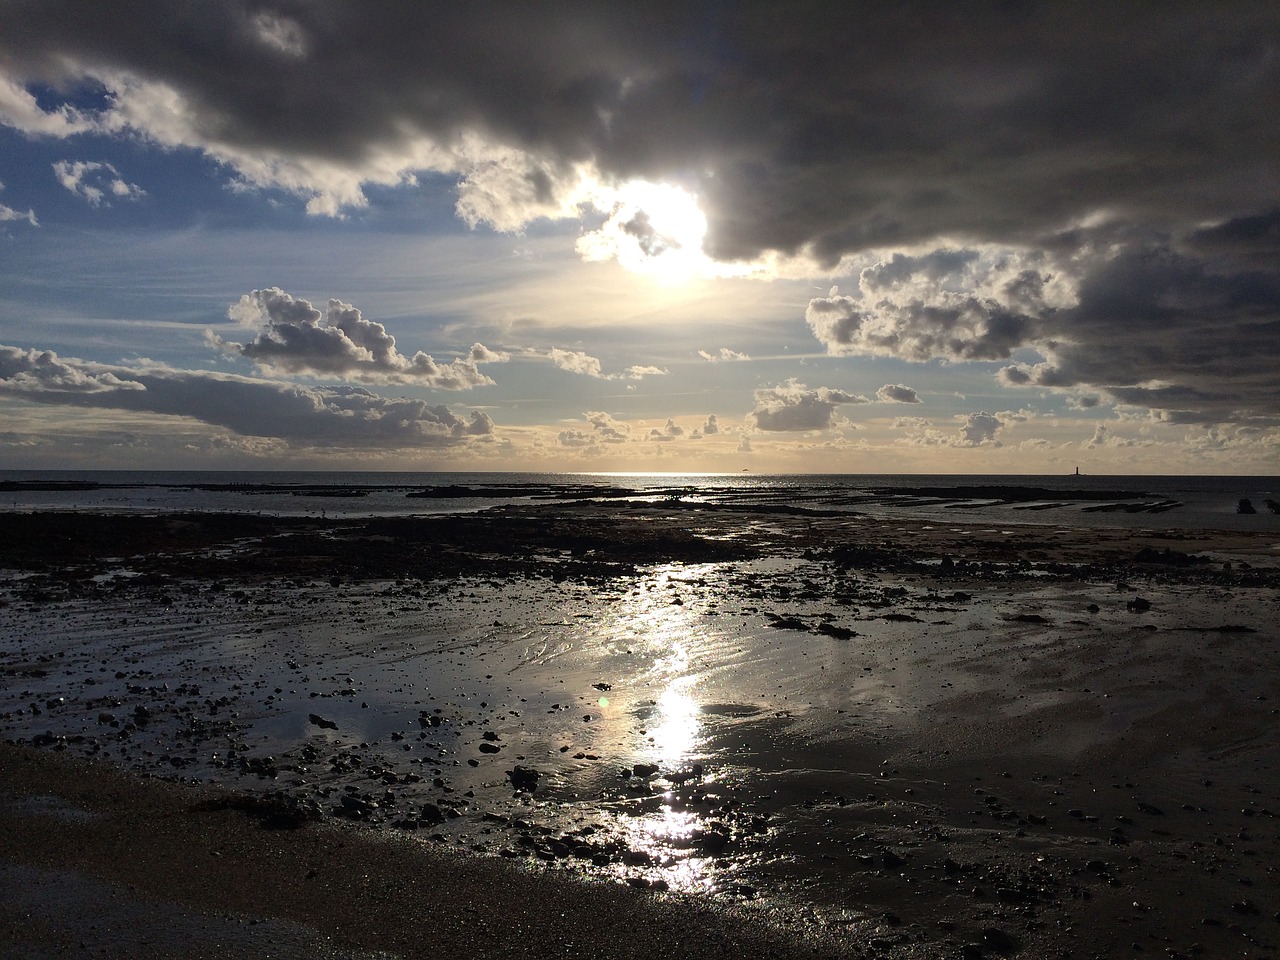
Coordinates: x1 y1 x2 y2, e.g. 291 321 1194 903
2 501 1278 958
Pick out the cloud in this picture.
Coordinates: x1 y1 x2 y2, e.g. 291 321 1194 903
0 181 37 226
0 344 494 448
992 243 1280 424
0 345 145 394
959 412 1003 447
216 288 493 388
805 248 1066 362
809 238 1280 427
556 410 636 449
876 383 921 403
1067 394 1101 410
648 418 685 442
557 428 594 448
702 414 719 435
468 343 509 363
751 380 869 432
52 160 145 206
548 348 604 379
3 4 1274 259
698 347 749 362
546 348 665 381
585 411 629 443
621 365 666 380
2 5 1277 431
0 203 38 226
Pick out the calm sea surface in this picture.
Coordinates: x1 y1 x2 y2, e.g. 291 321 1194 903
1 470 1277 532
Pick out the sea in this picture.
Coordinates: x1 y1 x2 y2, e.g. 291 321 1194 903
1 470 1277 532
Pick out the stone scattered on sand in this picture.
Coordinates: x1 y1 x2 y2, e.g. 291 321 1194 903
508 766 539 792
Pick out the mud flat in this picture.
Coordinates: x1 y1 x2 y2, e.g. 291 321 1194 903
2 502 1279 958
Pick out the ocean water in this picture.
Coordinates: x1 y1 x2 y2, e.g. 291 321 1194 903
1 469 1277 532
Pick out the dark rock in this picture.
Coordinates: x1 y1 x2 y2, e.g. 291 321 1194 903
419 803 445 824
982 927 1016 951
308 713 338 730
815 621 857 640
508 766 540 791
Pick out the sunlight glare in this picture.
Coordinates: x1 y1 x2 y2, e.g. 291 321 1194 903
577 179 712 284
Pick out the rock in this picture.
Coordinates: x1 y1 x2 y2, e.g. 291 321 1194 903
982 927 1016 951
1236 498 1257 514
338 794 375 819
815 621 856 640
478 742 501 754
419 803 445 824
632 762 660 779
1126 597 1151 612
508 766 539 791
308 713 338 730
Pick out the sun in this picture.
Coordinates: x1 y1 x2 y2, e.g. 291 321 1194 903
577 179 711 284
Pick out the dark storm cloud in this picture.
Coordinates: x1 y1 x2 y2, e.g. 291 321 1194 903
2 2 1276 256
991 243 1280 423
0 344 492 448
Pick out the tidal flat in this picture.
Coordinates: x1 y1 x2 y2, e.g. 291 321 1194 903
2 501 1278 958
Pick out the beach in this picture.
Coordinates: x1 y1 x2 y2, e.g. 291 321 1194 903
2 488 1279 958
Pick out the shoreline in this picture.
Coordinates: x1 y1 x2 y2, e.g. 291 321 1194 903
2 503 1278 957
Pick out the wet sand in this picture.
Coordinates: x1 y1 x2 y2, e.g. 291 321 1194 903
2 502 1279 958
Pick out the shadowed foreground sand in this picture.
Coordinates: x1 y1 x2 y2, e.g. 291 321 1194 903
0 744 857 960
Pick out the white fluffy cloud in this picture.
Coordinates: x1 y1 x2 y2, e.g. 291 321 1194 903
216 288 495 388
0 344 494 448
546 348 665 381
0 180 37 226
751 381 869 432
805 248 1069 362
698 347 749 362
53 161 145 206
585 411 629 443
0 203 37 226
959 412 1003 447
648 418 685 442
548 348 605 379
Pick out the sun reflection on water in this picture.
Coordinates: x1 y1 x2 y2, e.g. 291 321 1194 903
581 563 747 892
647 677 700 765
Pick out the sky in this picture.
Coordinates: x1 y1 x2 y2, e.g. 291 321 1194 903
1 2 1278 475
